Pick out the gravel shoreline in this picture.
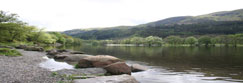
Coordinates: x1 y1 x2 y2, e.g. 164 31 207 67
0 49 60 83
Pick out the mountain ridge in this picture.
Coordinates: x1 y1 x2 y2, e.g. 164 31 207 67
63 9 243 40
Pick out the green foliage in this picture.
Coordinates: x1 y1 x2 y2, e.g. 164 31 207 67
74 64 79 68
198 36 211 46
37 33 56 44
145 36 163 46
210 37 221 46
0 10 82 46
51 72 58 77
0 48 22 56
64 9 243 40
130 37 145 45
0 10 21 23
185 36 198 46
83 33 243 47
165 36 182 45
51 72 74 83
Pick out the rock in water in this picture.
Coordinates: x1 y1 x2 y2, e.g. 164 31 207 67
24 46 44 52
57 49 70 52
46 49 59 56
15 45 27 49
73 74 139 83
76 59 94 68
0 46 14 49
131 64 148 72
63 54 90 62
70 51 85 54
54 54 68 59
104 62 131 75
76 55 122 68
56 68 107 76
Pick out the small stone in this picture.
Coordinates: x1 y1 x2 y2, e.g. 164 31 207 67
73 74 139 83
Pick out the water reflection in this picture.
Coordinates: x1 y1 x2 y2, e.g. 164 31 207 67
39 56 74 71
62 45 243 83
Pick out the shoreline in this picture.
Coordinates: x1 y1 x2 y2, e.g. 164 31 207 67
0 47 139 83
0 49 60 83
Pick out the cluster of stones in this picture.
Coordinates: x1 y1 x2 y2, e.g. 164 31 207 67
15 45 147 83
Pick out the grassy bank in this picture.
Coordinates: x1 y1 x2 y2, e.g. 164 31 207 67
0 48 22 56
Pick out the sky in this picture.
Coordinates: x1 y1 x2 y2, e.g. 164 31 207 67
1 0 243 31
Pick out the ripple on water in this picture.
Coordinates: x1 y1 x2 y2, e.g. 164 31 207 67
39 56 74 71
132 67 242 83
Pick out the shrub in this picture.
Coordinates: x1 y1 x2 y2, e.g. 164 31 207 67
0 48 22 56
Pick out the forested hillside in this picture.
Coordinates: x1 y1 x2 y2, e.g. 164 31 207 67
0 10 82 45
63 9 243 40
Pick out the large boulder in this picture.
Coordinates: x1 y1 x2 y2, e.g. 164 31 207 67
76 55 122 68
77 59 94 68
73 74 138 83
63 54 90 62
24 46 44 52
104 62 131 75
131 64 148 72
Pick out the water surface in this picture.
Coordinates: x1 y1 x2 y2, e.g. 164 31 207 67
63 45 243 83
39 56 74 71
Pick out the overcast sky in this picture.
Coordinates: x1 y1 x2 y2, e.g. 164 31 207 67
1 0 243 31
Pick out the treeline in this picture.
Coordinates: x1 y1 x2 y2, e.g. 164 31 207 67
87 34 243 47
0 10 82 45
64 21 243 40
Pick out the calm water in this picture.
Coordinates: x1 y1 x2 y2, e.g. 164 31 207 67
62 45 243 83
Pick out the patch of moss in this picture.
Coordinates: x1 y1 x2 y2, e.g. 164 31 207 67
74 64 79 68
0 48 22 56
51 72 58 77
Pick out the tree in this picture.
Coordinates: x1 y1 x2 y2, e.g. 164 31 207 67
228 34 243 47
37 33 56 44
235 34 243 44
165 36 182 45
198 36 211 46
130 37 145 45
185 36 198 46
145 36 163 46
0 23 36 42
210 37 221 46
218 35 230 47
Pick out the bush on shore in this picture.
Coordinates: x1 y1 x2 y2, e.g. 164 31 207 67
0 48 22 56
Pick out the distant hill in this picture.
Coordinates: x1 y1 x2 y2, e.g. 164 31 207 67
63 9 243 40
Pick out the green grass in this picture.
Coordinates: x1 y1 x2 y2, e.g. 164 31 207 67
0 42 34 47
0 48 22 56
74 64 79 68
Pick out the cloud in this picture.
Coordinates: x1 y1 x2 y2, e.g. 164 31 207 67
0 0 243 31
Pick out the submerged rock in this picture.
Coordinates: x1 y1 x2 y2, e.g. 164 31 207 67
70 51 85 54
15 45 27 49
56 68 107 76
72 74 139 83
57 49 70 53
0 46 14 49
76 55 122 68
46 49 59 56
46 49 71 56
104 62 131 75
24 46 44 52
131 64 148 72
54 54 68 59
